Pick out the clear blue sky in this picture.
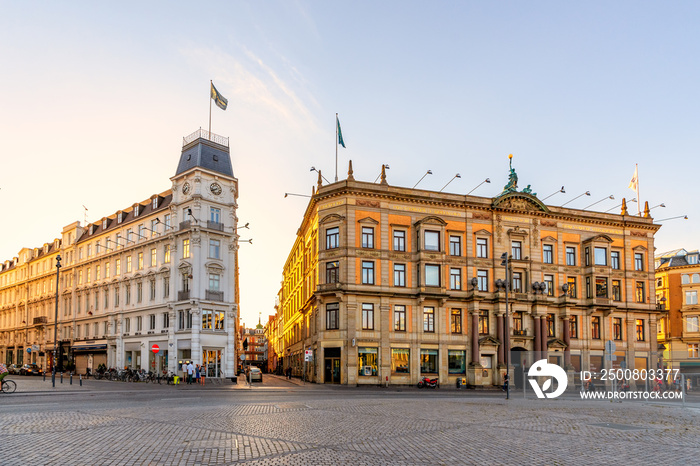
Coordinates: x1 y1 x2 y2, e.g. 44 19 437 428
1 2 698 326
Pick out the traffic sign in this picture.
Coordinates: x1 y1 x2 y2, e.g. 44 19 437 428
605 340 616 354
305 350 313 362
151 344 160 354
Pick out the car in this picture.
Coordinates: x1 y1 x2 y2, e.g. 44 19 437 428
246 367 263 383
7 364 21 375
19 364 43 376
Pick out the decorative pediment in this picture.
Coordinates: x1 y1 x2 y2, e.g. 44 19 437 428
633 245 648 251
473 229 492 236
414 216 448 227
205 261 225 272
584 234 613 244
358 217 379 225
492 192 549 214
541 235 557 243
479 335 501 347
158 266 170 274
320 213 345 225
547 338 568 349
507 226 528 238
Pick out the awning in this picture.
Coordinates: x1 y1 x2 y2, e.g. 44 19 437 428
72 344 107 352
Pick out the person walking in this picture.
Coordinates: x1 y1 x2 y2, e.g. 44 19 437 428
200 364 206 386
186 361 194 384
195 364 201 385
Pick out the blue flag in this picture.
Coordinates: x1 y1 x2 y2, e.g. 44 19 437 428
211 82 228 110
337 116 346 148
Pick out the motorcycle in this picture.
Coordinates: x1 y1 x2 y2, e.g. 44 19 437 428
417 377 439 389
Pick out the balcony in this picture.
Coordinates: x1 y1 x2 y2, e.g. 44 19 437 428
205 290 224 301
207 221 224 232
513 329 528 336
178 290 190 301
179 221 192 231
33 316 48 325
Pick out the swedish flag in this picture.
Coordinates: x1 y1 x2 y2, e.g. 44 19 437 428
211 82 228 110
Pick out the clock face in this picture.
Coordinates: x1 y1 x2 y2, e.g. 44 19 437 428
210 182 222 196
182 182 191 194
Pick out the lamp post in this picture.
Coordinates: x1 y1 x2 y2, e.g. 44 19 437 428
439 173 461 192
583 195 614 210
542 186 565 201
500 252 510 400
52 255 62 388
467 178 490 195
412 170 432 189
561 191 591 207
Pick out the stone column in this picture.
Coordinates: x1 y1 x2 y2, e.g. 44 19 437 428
226 306 236 377
168 309 177 373
191 307 201 366
626 316 637 389
496 314 504 367
540 318 548 357
562 316 571 367
533 315 541 360
471 311 480 364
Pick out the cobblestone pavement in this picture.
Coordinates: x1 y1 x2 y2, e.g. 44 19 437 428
1 376 698 465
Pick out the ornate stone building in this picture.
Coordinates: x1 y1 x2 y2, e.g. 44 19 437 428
0 130 240 378
277 159 661 387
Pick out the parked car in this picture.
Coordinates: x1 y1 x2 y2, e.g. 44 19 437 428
247 367 263 383
19 363 43 376
7 364 21 375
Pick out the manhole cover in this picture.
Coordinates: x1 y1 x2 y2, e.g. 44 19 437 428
589 423 645 431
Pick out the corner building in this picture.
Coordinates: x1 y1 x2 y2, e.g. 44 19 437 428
0 130 239 378
280 163 661 387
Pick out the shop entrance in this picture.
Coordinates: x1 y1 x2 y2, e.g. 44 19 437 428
203 349 222 377
324 347 341 384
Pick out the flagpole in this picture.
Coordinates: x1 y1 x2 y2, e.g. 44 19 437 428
335 113 339 182
636 163 641 216
209 80 212 141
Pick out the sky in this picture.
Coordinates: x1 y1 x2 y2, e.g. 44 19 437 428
1 1 698 327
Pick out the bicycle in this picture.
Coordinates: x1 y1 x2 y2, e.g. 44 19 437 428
1 378 17 394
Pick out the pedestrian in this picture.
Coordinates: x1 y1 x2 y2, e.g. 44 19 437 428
200 364 206 386
186 361 194 384
502 374 509 392
195 364 201 385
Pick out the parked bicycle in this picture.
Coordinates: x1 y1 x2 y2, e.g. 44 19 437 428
1 378 17 393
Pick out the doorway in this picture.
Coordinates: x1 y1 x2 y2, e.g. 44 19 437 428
203 349 222 377
324 347 341 384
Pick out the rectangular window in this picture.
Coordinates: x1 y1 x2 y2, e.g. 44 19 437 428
544 275 554 297
326 303 339 330
136 316 143 332
686 291 698 305
150 248 157 267
183 239 190 259
636 319 645 341
613 317 623 340
149 280 156 301
451 309 462 334
594 247 607 266
137 282 143 303
512 272 522 293
126 256 132 273
87 268 91 283
96 265 101 281
612 280 622 301
420 349 438 373
595 277 608 298
391 348 410 373
634 253 644 271
114 286 120 307
393 230 406 252
547 313 555 337
209 273 220 291
105 262 110 278
202 310 213 330
214 311 225 330
326 227 339 249
448 350 466 375
164 214 171 230
611 251 620 270
566 247 576 266
591 316 601 339
210 207 221 223
636 281 645 303
178 310 192 330
164 245 171 263
689 344 699 359
477 270 488 292
209 239 220 259
163 276 170 298
511 241 522 260
687 316 699 332
151 219 158 237
567 277 577 298
358 347 378 376
424 231 440 251
586 277 592 298
450 268 461 290
543 244 553 264
149 314 156 331
326 261 339 284
425 264 440 287
476 238 488 258
361 227 374 248
585 247 590 266
570 315 578 339
449 235 461 256
362 303 374 330
125 318 131 333
137 252 143 270
104 287 109 308
394 264 406 287
423 307 435 333
394 305 406 332
362 261 375 285
479 310 489 335
125 284 131 305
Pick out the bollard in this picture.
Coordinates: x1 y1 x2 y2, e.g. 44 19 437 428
70 373 73 385
43 372 46 382
79 374 82 387
60 372 63 383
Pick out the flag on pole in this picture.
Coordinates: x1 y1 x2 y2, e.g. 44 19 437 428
210 82 228 110
336 115 346 148
628 165 638 191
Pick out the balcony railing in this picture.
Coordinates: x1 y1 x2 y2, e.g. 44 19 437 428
183 129 229 147
33 316 48 325
178 290 190 301
207 221 224 231
513 329 528 336
179 221 191 231
205 290 224 302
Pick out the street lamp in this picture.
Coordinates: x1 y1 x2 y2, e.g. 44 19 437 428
605 198 636 213
52 254 62 388
310 167 330 184
656 215 688 222
284 193 312 198
374 164 390 183
583 195 614 210
542 186 565 201
439 173 461 192
467 178 490 195
500 252 511 400
650 203 666 211
561 191 591 207
412 170 432 189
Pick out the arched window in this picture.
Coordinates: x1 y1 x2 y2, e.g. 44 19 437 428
682 274 690 284
692 274 700 283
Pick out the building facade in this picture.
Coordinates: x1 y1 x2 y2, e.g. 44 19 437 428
0 130 240 378
277 161 661 387
655 249 700 388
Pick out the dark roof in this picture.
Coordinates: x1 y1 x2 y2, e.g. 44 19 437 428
176 137 233 178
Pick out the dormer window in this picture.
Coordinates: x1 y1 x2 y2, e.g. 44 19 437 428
103 219 107 230
89 225 95 235
152 197 158 209
117 212 123 223
134 205 140 216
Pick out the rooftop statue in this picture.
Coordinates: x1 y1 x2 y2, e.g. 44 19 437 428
502 154 518 194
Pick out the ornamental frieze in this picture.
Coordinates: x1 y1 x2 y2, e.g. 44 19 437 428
540 220 557 227
356 250 381 258
472 212 491 220
472 259 492 268
564 267 582 274
630 231 647 237
388 253 412 261
541 265 558 272
356 199 381 208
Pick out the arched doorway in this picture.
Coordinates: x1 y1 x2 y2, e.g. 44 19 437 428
510 347 528 389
